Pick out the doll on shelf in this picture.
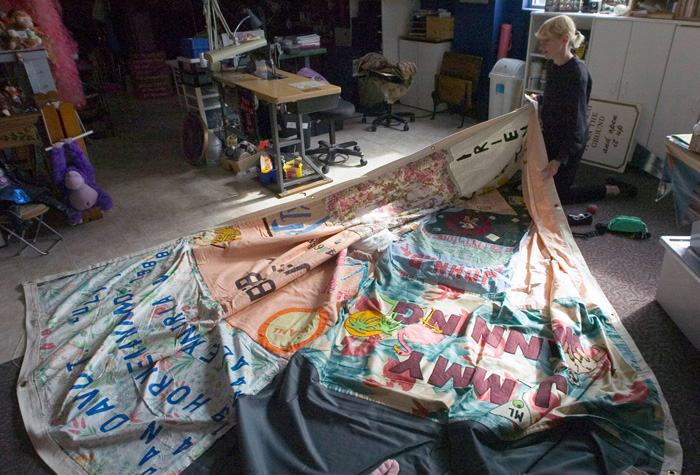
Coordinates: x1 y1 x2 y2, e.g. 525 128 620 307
2 11 55 62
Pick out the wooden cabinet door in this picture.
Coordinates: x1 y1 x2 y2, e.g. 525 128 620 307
619 21 675 147
648 26 700 159
586 18 632 101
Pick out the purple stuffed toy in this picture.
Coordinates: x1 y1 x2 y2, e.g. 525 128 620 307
50 141 112 225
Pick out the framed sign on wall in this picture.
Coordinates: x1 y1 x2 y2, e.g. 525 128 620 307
582 98 640 173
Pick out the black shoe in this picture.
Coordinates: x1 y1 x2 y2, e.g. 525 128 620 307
606 177 638 198
567 212 593 226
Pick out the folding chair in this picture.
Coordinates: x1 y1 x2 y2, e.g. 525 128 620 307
0 203 62 255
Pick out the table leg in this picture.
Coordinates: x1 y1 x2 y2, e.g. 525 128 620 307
293 110 326 179
304 57 311 69
269 102 285 195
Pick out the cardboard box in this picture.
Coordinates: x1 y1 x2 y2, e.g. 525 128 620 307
221 151 262 173
426 17 454 41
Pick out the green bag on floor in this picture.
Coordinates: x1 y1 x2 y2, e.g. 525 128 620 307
597 216 651 240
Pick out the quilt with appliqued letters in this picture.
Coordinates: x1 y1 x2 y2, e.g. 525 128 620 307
18 105 681 474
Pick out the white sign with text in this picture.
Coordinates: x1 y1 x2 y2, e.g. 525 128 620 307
583 98 640 173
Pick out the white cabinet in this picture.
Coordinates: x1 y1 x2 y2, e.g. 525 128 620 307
648 25 700 159
586 18 632 100
525 12 695 161
587 18 675 147
618 21 675 147
381 0 420 63
398 38 452 111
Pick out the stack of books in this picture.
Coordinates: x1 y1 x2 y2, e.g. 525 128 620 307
294 34 321 49
674 0 700 19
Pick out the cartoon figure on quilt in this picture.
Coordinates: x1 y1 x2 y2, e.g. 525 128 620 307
50 141 113 225
562 343 610 386
555 322 611 386
393 316 445 356
345 309 400 338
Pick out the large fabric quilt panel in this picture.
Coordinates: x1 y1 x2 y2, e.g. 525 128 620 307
17 106 681 474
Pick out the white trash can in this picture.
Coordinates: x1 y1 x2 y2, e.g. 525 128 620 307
488 58 526 119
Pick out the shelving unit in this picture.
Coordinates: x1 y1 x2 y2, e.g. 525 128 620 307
673 0 700 20
525 11 700 165
0 49 56 95
523 12 593 98
409 16 427 37
167 58 226 134
183 84 222 131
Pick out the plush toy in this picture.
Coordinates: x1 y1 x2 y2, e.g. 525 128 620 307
0 94 11 116
5 11 43 50
50 141 112 225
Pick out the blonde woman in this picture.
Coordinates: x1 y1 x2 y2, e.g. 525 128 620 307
535 15 636 203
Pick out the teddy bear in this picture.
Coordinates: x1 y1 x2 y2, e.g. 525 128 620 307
50 141 113 225
0 93 11 116
4 11 42 50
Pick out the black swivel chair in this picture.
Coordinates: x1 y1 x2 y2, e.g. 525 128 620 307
307 99 366 174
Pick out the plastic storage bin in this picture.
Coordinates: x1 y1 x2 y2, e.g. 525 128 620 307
180 38 210 58
488 58 526 119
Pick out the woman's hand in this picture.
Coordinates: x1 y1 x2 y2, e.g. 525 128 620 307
541 160 561 180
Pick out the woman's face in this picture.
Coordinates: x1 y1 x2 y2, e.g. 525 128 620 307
539 34 569 60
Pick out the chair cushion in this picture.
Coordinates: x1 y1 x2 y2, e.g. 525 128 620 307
17 203 49 220
314 99 356 121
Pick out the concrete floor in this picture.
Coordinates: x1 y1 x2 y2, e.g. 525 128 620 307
0 94 475 364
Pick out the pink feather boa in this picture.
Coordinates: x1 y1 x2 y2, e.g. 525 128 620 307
2 0 85 108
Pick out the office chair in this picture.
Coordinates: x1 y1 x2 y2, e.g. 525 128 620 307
307 99 366 174
357 53 417 132
294 68 366 173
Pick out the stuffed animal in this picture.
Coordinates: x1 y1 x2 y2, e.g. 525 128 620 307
0 94 11 116
50 141 112 225
5 11 43 50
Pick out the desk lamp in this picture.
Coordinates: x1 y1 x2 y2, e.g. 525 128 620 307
202 2 267 67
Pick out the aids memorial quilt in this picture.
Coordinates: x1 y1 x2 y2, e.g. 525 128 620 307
18 106 681 474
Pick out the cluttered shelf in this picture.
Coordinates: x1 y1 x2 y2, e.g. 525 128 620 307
673 0 700 20
628 0 698 19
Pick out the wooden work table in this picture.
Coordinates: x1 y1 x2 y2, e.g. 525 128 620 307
214 69 340 196
214 69 339 105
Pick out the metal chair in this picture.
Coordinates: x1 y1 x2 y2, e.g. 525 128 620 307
431 52 483 128
0 203 62 255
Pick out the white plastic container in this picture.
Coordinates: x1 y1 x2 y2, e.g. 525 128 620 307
488 58 526 119
656 236 700 350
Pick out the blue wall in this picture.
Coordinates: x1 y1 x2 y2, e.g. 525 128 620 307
423 0 531 118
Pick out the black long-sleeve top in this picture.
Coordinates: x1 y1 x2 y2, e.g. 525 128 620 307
540 56 592 166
